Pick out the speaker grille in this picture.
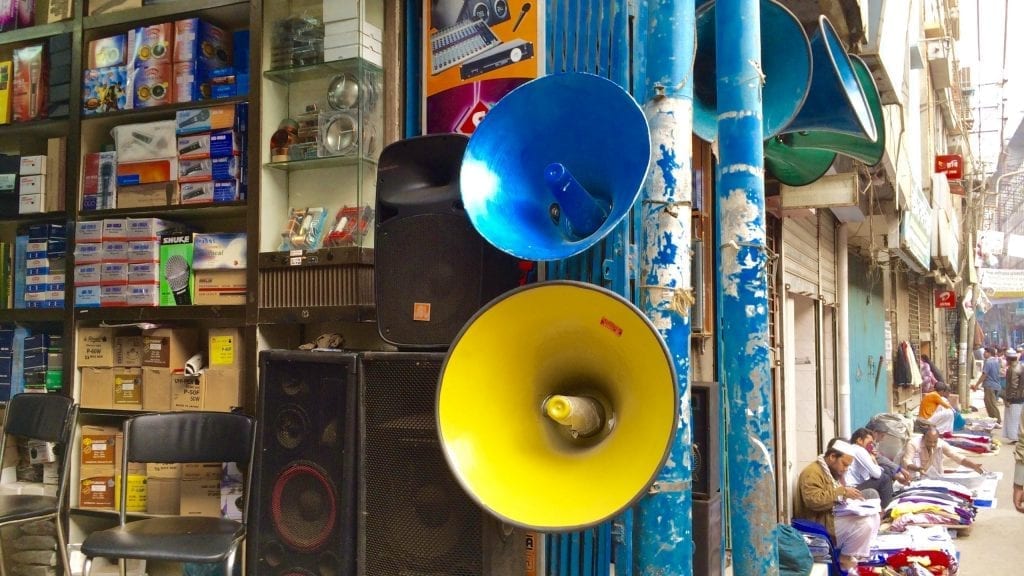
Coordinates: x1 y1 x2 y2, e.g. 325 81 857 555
258 248 374 309
251 351 358 576
359 352 483 576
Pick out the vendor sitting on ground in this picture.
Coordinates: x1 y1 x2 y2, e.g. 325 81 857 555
793 438 881 572
902 425 985 478
844 427 898 508
919 381 956 434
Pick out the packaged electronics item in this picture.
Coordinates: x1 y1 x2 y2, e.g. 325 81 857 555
128 62 172 109
174 18 232 68
193 233 245 268
0 0 15 32
279 207 327 251
177 129 238 160
175 104 236 135
159 232 194 306
82 66 128 115
88 35 128 69
178 180 239 204
128 23 174 68
12 45 47 122
325 205 374 247
82 152 117 210
116 159 177 186
0 61 12 124
110 120 176 162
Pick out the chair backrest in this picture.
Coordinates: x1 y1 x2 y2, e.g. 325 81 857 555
124 411 255 465
3 392 76 443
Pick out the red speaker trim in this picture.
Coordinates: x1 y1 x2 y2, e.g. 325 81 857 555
271 463 338 552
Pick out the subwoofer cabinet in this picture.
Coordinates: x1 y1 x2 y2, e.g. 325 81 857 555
251 350 528 576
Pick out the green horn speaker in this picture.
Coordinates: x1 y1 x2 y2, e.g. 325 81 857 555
766 55 886 186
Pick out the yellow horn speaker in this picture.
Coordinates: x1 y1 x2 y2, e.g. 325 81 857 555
437 281 678 531
460 73 652 261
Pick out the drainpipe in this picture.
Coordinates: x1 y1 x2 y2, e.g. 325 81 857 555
634 1 696 575
838 224 852 437
715 1 779 574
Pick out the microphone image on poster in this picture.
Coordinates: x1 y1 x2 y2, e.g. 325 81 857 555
165 254 192 305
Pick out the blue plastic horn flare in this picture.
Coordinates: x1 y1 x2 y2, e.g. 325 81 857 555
460 72 651 261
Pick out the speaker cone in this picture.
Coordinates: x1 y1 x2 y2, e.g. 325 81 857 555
275 406 310 450
271 462 338 552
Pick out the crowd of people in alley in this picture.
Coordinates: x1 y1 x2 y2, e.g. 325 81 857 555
790 343 1024 574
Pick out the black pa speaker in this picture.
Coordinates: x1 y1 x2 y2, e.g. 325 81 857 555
249 351 359 576
356 351 529 575
374 134 523 350
693 494 723 576
691 381 721 500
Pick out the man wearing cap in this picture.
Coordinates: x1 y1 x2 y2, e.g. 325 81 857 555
793 438 881 572
1002 348 1024 442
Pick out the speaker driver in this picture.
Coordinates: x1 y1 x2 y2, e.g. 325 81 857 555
327 73 360 110
321 112 358 156
271 462 338 552
275 406 310 450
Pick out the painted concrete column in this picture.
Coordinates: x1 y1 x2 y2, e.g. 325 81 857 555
839 224 851 437
715 0 779 574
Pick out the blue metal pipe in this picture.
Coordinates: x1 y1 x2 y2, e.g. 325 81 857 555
715 0 779 574
634 1 696 575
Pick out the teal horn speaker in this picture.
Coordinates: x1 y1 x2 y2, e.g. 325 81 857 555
460 73 651 261
765 54 886 186
693 0 812 142
779 16 877 141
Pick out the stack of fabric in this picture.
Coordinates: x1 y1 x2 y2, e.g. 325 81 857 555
884 481 976 532
940 431 996 454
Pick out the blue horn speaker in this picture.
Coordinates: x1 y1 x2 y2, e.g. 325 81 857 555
766 54 886 186
460 73 651 261
692 0 812 142
779 16 877 141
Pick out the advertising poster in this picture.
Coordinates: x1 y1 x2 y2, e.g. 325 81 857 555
423 1 545 134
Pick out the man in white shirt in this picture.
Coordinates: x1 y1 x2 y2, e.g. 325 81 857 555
902 426 985 478
844 427 898 507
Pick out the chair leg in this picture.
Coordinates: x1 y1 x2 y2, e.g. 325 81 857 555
82 557 92 576
55 519 71 576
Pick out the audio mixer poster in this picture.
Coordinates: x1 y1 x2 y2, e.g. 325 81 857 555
423 1 545 135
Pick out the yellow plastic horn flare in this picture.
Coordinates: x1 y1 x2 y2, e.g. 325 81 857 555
437 281 678 531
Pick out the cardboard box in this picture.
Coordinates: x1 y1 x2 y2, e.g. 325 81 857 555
113 473 147 512
146 462 181 479
80 425 118 466
113 367 142 409
116 159 177 187
87 0 142 15
47 0 73 23
172 368 240 412
113 336 144 366
179 478 220 516
142 327 198 369
128 62 172 109
116 182 173 208
208 327 243 368
194 270 246 305
79 475 115 509
45 137 66 212
146 477 180 515
110 120 176 162
77 328 114 366
88 34 128 69
141 367 172 411
159 232 194 306
128 23 174 68
80 367 113 408
182 463 221 481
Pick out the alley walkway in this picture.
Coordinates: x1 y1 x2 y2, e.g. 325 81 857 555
954 393 1024 574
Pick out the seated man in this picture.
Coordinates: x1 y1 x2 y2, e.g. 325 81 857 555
793 438 881 572
902 425 985 478
844 427 897 507
919 381 956 433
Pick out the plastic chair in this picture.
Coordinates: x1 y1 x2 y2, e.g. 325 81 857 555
0 392 78 574
81 411 255 575
791 519 845 576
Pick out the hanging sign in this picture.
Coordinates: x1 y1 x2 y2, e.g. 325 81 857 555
934 289 956 309
935 154 963 180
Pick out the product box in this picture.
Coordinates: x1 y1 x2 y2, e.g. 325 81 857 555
142 327 198 370
207 327 243 368
79 475 115 509
113 335 144 366
82 151 117 203
87 0 142 15
0 61 12 125
18 192 42 214
80 367 113 408
147 477 180 515
45 137 66 212
158 232 194 306
73 242 102 264
47 0 73 23
117 182 174 209
116 158 177 186
141 367 172 411
174 18 231 67
75 285 101 307
19 173 43 195
103 218 127 239
128 262 159 284
176 104 236 135
12 44 47 122
88 35 128 69
126 283 159 306
76 220 103 242
128 62 172 109
112 473 147 512
128 23 174 68
127 240 160 263
111 120 177 162
101 262 128 285
178 130 239 160
82 66 128 115
172 369 239 412
0 0 14 32
19 154 45 175
77 328 114 366
113 367 143 409
80 425 118 466
101 240 128 262
100 284 128 307
180 478 221 517
126 217 172 240
193 232 245 268
178 180 239 204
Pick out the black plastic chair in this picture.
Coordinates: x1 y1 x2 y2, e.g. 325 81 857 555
0 392 78 574
81 411 255 575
